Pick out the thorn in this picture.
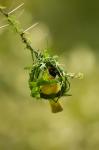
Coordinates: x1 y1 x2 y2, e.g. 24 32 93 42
0 24 9 29
8 3 24 15
23 22 39 33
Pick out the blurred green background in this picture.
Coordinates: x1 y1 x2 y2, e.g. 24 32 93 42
0 0 99 150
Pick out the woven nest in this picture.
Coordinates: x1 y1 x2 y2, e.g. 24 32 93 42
29 53 70 100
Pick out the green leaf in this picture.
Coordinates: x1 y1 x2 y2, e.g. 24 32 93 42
43 49 49 58
31 86 40 98
29 82 37 87
37 79 59 86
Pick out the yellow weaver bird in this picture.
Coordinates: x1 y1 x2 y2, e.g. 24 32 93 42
40 66 63 113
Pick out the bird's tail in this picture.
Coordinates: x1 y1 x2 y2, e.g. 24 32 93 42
49 100 63 113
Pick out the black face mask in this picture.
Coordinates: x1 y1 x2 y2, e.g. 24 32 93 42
48 66 57 78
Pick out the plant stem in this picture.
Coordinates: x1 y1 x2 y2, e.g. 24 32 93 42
0 6 39 62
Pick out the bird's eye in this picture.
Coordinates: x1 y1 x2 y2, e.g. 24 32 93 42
48 67 57 77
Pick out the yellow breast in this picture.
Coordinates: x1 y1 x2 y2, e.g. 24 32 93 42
41 83 61 95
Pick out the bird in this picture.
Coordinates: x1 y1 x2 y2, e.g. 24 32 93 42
40 66 63 113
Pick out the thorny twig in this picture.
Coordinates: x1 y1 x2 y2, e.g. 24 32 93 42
0 3 39 62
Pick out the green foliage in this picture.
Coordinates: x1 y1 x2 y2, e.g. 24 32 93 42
29 50 70 99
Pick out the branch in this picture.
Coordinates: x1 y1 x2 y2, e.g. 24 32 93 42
0 4 39 62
